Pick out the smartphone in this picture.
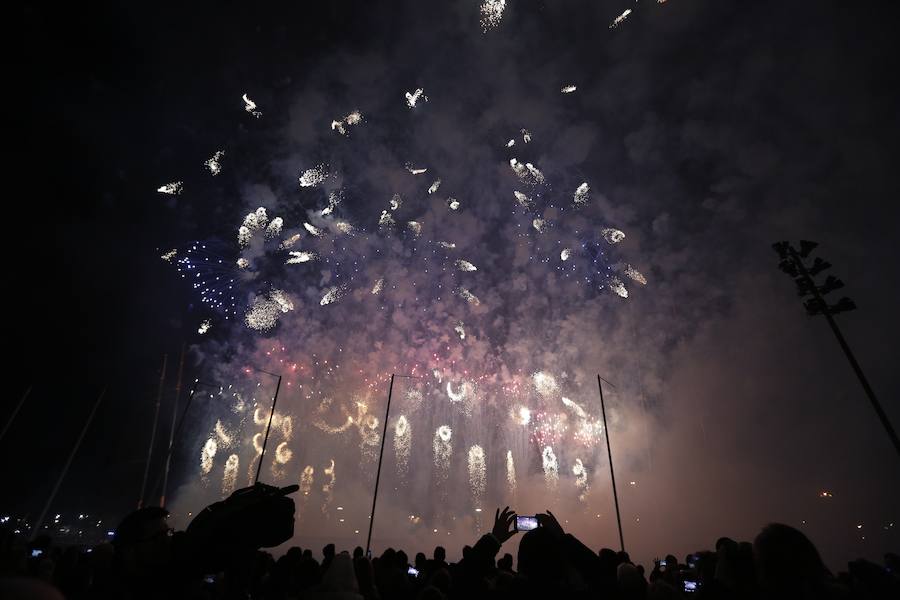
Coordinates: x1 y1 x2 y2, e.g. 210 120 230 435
407 566 419 577
658 559 667 569
516 515 539 531
683 580 699 593
31 549 43 558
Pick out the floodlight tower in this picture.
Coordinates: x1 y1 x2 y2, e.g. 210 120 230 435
773 240 900 460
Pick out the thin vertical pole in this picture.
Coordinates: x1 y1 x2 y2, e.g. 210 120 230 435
788 247 900 460
138 355 167 508
160 344 186 507
366 374 395 556
32 388 106 540
598 375 624 552
255 375 283 484
0 385 32 444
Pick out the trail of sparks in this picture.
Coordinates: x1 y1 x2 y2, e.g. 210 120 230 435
242 93 262 118
201 438 217 476
405 88 427 108
468 445 486 507
157 181 183 195
561 85 577 94
542 446 559 488
479 0 506 32
506 450 517 494
572 458 589 501
433 425 452 482
222 454 239 496
394 416 411 479
321 459 336 513
298 164 329 187
205 150 225 175
610 8 632 29
574 182 590 205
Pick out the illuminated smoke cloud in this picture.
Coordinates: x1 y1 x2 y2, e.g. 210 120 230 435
601 227 626 244
479 0 506 32
204 150 225 176
242 93 262 118
157 181 183 195
405 88 428 108
574 182 590 205
542 446 559 488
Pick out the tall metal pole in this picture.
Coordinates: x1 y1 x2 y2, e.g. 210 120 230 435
149 378 203 507
598 374 624 552
255 375 283 484
0 385 32 444
138 355 167 508
366 373 395 556
32 388 106 540
788 247 900 459
160 344 186 507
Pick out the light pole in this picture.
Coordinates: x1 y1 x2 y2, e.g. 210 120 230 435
597 374 625 552
773 240 900 460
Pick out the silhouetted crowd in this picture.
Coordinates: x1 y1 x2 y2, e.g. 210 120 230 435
1 484 898 599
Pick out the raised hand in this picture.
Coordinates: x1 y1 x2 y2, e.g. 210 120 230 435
492 506 518 544
537 509 564 539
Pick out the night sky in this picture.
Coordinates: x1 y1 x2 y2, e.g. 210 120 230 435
5 0 900 569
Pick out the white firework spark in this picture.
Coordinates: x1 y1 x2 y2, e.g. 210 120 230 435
280 233 302 249
561 84 577 94
573 458 589 501
331 120 346 135
214 419 233 446
298 164 329 187
242 93 262 118
405 88 428 108
532 371 559 398
515 406 532 426
379 210 395 229
265 217 283 239
624 264 647 285
321 459 336 512
433 425 453 481
160 249 177 262
468 445 486 506
222 454 239 496
514 191 533 208
204 150 225 175
321 190 342 216
286 251 316 264
610 8 632 29
157 181 183 195
405 163 427 174
574 182 590 205
245 290 293 331
280 415 293 441
239 207 268 247
447 198 460 210
609 276 629 298
506 450 517 494
300 465 315 496
561 397 588 419
521 128 531 143
371 277 384 294
525 162 545 184
438 241 456 249
457 287 481 306
509 158 527 179
542 446 559 488
331 110 363 135
200 438 217 476
532 218 546 233
479 0 506 32
407 221 422 237
507 139 515 147
236 257 250 269
320 286 345 306
394 416 411 479
455 259 477 272
601 227 626 244
303 222 323 237
454 321 466 340
428 179 442 194
335 221 355 235
390 194 402 211
446 381 467 403
271 289 294 313
560 248 571 261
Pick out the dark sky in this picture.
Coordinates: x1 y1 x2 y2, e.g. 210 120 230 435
4 0 900 568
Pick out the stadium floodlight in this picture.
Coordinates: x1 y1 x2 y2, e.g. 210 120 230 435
773 241 899 460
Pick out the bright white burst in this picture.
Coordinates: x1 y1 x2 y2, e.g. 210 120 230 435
236 257 250 269
244 290 293 331
205 150 225 175
428 179 442 194
456 259 477 272
574 182 590 205
624 264 647 285
405 163 427 174
561 85 577 94
562 397 588 419
405 88 427 108
516 406 531 425
468 445 486 506
407 221 422 237
480 0 506 32
561 248 571 261
300 465 315 496
286 251 316 264
457 287 480 306
321 459 336 513
242 93 262 118
265 217 283 239
303 222 323 237
321 190 342 216
438 241 456 249
446 381 467 403
390 194 402 210
573 458 589 501
525 162 545 184
506 450 517 494
280 233 301 249
320 286 345 306
433 426 452 481
542 446 559 488
454 321 466 340
198 319 211 335
371 278 384 294
298 164 329 187
331 110 363 135
514 191 533 208
601 227 626 244
274 441 293 465
609 276 629 298
507 139 515 147
201 438 217 476
522 128 532 143
222 454 239 496
157 181 183 195
532 371 559 398
335 221 355 235
394 416 411 479
532 219 546 233
379 210 395 229
610 8 632 29
448 198 460 210
161 249 177 262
